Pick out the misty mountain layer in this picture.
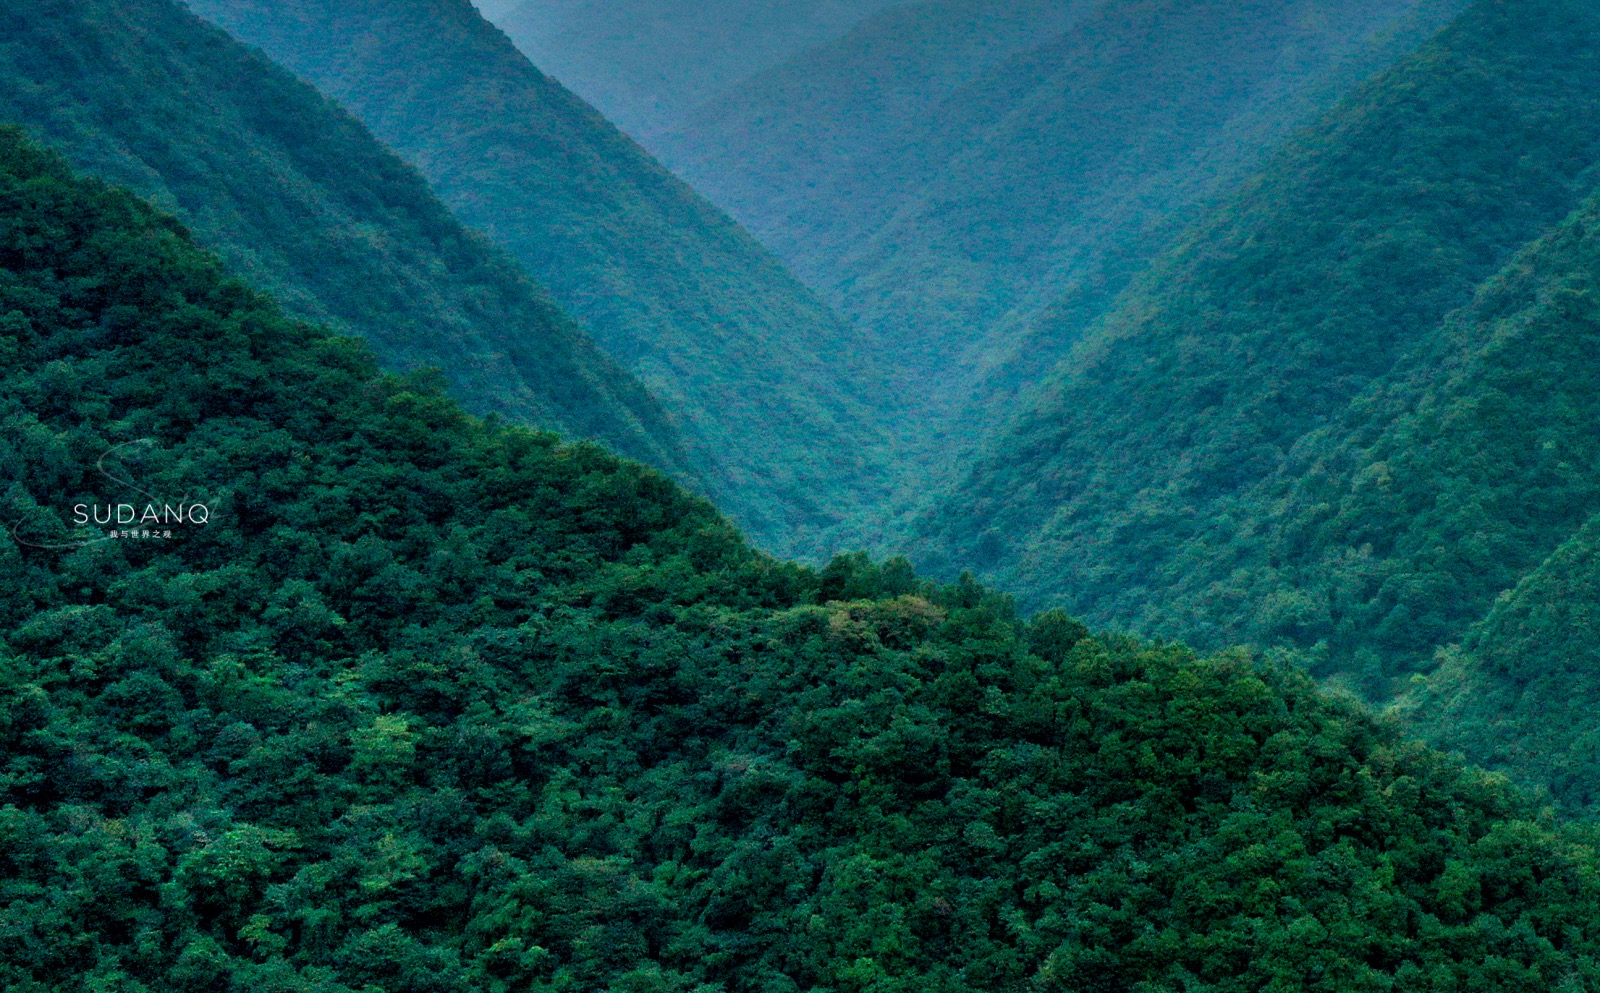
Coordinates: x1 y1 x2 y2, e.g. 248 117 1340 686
914 0 1600 699
189 0 899 558
0 0 691 475
661 0 1470 452
479 0 903 151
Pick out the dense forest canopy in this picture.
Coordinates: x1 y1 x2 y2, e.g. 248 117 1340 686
9 0 1600 981
1205 185 1600 688
10 130 1600 992
1407 511 1600 815
0 0 689 478
886 0 1600 815
914 0 1600 677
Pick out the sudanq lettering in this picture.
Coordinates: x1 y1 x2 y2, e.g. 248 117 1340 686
73 504 211 526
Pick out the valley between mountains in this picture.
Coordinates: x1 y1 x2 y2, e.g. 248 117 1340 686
6 0 1600 988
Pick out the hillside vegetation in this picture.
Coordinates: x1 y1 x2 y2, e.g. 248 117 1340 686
189 0 896 558
12 130 1600 993
845 0 1469 411
1405 514 1600 815
1190 189 1600 682
0 0 688 475
915 0 1600 681
666 0 1467 452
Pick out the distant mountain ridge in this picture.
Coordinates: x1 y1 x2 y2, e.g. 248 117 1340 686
0 0 691 476
190 0 898 557
662 0 1469 453
658 0 1095 288
480 0 903 151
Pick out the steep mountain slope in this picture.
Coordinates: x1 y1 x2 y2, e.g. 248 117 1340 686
1166 189 1600 682
188 0 893 557
1404 514 1600 814
9 129 1600 993
844 0 1470 409
0 0 687 474
659 0 1090 318
667 0 1467 433
915 0 1600 669
482 0 902 151
1316 194 1600 810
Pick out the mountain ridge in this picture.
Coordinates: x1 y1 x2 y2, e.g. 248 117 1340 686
0 0 693 477
482 0 903 151
189 0 899 558
912 0 1600 677
663 0 1470 461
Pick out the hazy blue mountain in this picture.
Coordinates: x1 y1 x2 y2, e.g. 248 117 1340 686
913 0 1600 689
0 0 690 475
846 0 1471 406
666 0 1468 454
189 0 898 558
480 0 903 150
659 0 1092 284
469 0 520 17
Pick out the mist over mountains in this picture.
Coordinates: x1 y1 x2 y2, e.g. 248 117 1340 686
188 0 902 559
9 0 1600 986
480 0 903 151
496 0 1470 462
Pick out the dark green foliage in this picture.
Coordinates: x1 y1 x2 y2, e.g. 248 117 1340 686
187 0 897 558
917 0 1600 676
1171 189 1600 685
0 0 689 476
8 128 1600 993
1405 516 1600 815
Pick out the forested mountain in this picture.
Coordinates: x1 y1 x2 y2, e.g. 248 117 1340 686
1351 191 1600 812
657 0 1089 269
188 0 894 558
479 0 901 151
664 0 1467 441
915 0 1600 691
1189 187 1600 679
1406 514 1600 815
0 0 689 475
13 127 1600 993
